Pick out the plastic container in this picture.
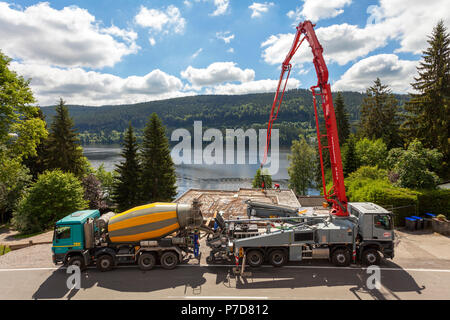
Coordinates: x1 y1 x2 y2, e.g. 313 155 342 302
411 216 424 229
405 217 417 231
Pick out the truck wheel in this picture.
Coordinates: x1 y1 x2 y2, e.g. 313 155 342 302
362 249 381 266
160 251 178 270
331 249 351 267
269 250 287 267
68 256 86 271
247 250 264 268
96 255 114 272
138 253 156 271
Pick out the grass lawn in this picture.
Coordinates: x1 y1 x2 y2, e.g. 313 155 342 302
0 244 11 256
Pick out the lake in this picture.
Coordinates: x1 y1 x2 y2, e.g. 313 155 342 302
83 145 320 198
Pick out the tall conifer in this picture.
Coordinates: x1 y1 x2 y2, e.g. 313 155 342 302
140 113 177 203
112 123 141 211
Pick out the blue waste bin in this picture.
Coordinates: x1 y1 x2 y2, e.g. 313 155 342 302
405 217 417 231
411 216 424 229
422 213 436 228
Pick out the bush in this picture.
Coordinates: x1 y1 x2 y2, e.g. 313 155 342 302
387 140 442 189
345 167 418 226
12 170 88 233
417 189 450 218
356 138 388 168
82 174 107 210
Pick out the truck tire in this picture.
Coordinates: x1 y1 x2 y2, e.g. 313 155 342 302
68 255 86 271
331 249 351 267
96 254 114 272
160 251 178 270
247 250 264 268
138 253 156 271
269 250 287 267
362 249 381 266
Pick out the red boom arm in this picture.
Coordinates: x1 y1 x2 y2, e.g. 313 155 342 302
263 21 348 216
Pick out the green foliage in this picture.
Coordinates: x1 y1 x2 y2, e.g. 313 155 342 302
94 164 116 204
359 78 403 149
343 135 360 177
417 189 450 218
387 140 442 189
288 135 316 195
140 114 177 203
334 92 350 145
112 123 141 212
82 174 106 210
0 51 48 161
41 90 409 147
252 168 273 189
44 99 88 177
12 170 88 233
356 138 388 168
0 158 31 223
0 245 11 256
345 167 418 226
402 21 450 172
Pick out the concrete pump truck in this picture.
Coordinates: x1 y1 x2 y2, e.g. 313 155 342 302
205 21 395 269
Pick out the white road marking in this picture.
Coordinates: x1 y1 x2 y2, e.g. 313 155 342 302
1 265 450 273
169 296 269 300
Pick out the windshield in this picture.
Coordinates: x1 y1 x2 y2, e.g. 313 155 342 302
54 226 71 240
374 214 393 230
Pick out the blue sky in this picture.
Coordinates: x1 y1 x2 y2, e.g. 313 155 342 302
1 0 449 105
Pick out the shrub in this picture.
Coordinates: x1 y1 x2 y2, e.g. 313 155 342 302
436 214 447 221
417 189 450 218
12 170 88 233
82 174 107 210
387 140 442 189
355 138 388 168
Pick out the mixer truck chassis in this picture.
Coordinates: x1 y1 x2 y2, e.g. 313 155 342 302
52 202 204 272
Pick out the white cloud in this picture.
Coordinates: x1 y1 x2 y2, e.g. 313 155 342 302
11 62 188 106
216 31 235 44
261 24 387 66
135 5 186 35
287 0 352 23
210 0 230 16
366 0 450 54
181 62 255 87
207 78 301 95
149 38 156 46
227 48 235 53
0 2 139 69
333 54 418 93
249 2 274 18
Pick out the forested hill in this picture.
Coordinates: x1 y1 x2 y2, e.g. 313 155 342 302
40 89 409 146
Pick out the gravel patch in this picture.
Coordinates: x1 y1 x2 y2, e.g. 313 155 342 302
0 244 54 269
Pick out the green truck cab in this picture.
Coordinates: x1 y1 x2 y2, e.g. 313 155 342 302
52 210 100 268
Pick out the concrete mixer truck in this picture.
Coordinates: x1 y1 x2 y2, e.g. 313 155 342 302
52 201 208 271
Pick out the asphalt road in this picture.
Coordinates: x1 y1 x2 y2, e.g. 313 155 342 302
0 230 449 300
0 261 449 300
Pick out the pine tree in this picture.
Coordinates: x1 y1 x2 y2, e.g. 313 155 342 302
252 168 273 189
334 92 350 145
402 20 450 172
45 98 87 177
112 123 141 211
343 135 360 177
359 78 402 149
288 135 316 195
140 113 177 203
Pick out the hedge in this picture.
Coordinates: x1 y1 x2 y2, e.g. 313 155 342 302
417 189 450 218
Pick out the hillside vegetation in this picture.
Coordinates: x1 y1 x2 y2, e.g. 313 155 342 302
40 89 409 146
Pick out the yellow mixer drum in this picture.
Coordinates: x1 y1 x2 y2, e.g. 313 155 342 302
107 203 195 243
